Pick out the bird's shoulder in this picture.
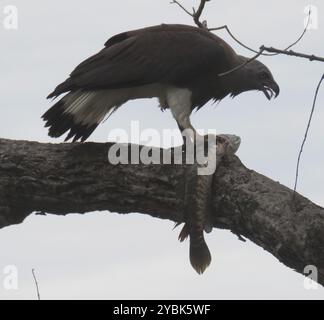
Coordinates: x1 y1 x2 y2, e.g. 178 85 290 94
104 23 231 50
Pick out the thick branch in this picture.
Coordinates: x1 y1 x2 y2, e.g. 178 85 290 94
0 138 323 285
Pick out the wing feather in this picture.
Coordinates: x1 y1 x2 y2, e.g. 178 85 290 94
48 24 238 98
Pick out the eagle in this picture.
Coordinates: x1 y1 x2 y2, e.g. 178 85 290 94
43 24 279 142
43 24 280 274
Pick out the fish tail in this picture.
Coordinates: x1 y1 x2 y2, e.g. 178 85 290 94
189 233 212 274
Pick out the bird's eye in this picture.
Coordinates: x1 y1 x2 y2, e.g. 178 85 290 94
259 71 270 80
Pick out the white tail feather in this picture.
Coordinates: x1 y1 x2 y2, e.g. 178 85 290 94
61 89 128 127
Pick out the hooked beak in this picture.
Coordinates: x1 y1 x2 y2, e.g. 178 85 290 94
261 81 280 100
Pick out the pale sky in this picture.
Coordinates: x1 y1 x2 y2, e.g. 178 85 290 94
0 0 323 299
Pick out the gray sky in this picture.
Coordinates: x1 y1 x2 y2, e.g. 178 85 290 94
0 0 323 299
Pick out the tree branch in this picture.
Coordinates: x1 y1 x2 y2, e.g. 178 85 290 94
218 45 324 78
294 74 324 196
209 7 312 56
171 1 324 76
32 268 41 300
172 1 313 58
260 46 324 63
171 0 210 28
0 138 323 285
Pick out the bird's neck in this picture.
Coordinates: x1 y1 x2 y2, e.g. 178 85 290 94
218 62 250 98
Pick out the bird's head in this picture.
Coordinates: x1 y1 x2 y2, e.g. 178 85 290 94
246 58 280 100
226 56 280 100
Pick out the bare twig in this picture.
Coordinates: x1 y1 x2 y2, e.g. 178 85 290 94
261 46 324 63
219 44 324 78
218 49 264 77
173 1 311 58
208 25 261 54
192 0 210 28
209 22 313 57
171 0 210 28
171 2 321 78
170 0 193 18
293 74 324 196
265 8 311 56
210 8 311 56
32 268 41 300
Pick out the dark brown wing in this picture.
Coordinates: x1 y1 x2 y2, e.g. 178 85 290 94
48 24 238 98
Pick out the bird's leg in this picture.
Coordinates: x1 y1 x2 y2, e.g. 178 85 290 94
177 121 215 171
175 117 208 162
171 116 197 164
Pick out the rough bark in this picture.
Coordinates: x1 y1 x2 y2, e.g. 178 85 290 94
0 138 323 285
